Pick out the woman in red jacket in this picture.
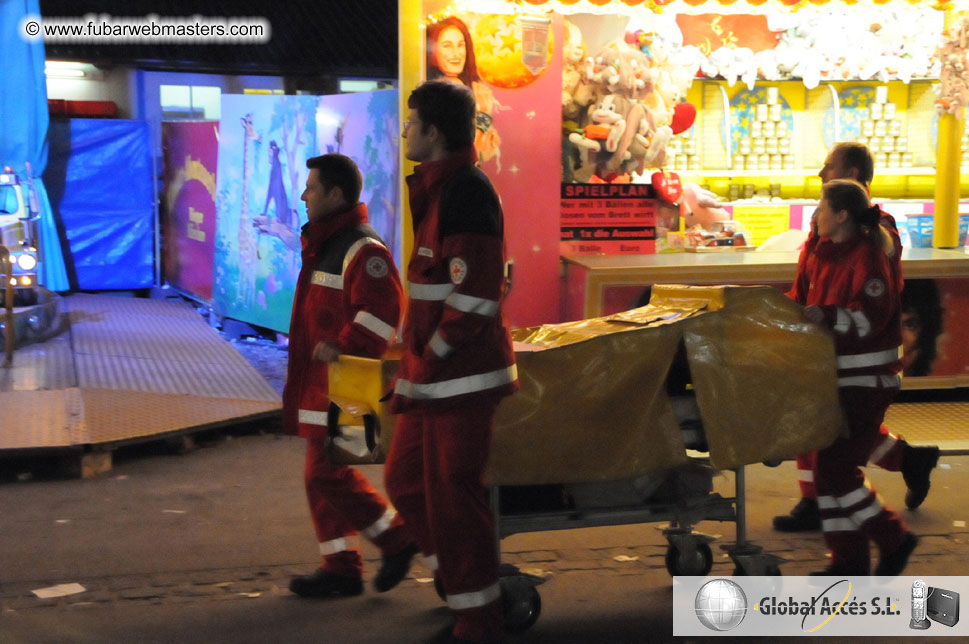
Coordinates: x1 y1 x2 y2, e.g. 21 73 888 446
801 179 917 576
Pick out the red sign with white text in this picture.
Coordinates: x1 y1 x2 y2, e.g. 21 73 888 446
561 183 657 255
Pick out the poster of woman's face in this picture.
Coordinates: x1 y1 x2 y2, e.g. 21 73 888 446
426 17 479 86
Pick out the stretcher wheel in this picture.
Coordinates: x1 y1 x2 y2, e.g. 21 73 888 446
665 542 713 576
502 582 541 633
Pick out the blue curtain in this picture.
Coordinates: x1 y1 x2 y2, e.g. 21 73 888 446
45 120 154 290
0 0 69 291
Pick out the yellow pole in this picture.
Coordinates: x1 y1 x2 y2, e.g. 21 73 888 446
934 112 963 248
934 6 964 249
398 0 423 282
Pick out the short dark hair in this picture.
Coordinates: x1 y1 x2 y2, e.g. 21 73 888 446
832 142 874 186
305 154 362 205
408 81 476 151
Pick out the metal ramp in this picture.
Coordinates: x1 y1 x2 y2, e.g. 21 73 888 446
0 294 281 474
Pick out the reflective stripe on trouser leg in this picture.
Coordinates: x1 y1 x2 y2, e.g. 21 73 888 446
362 507 396 540
796 451 816 499
868 425 904 471
423 401 503 641
320 537 349 555
383 411 434 557
303 437 397 575
815 386 906 570
446 582 501 610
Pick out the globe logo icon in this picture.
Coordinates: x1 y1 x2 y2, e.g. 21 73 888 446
695 579 748 631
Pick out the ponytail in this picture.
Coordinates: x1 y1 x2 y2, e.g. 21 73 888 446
821 179 886 252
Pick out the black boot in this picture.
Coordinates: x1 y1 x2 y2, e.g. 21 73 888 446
289 568 363 598
903 446 940 510
875 532 919 576
772 497 820 532
373 543 419 592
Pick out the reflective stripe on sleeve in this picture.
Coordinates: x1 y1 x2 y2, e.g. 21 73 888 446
354 310 397 341
343 237 384 273
319 537 348 555
311 270 343 290
408 282 455 301
834 308 851 334
837 348 899 370
428 331 453 359
394 365 517 400
444 292 499 316
848 310 871 338
298 409 328 426
362 507 396 540
446 581 501 611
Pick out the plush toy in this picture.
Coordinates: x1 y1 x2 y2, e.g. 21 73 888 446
563 20 595 124
681 183 730 230
586 42 653 99
569 94 673 180
569 94 630 157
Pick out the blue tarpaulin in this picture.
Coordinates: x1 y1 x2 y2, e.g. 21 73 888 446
45 120 155 290
0 0 69 291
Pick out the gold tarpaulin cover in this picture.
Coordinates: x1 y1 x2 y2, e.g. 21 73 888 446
329 285 845 485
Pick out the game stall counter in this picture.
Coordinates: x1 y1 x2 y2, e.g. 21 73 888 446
399 1 968 325
563 247 969 388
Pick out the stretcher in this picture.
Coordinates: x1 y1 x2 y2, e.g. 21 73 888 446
326 285 846 632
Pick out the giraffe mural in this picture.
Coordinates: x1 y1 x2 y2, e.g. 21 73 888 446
237 113 260 309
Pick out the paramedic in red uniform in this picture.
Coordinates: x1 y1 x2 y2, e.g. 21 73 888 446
385 81 518 644
774 142 939 533
283 154 418 598
803 178 917 575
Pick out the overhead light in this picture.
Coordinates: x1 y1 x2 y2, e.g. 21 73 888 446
45 60 101 79
46 67 85 78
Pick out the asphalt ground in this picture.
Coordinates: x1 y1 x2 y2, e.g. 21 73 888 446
0 426 966 643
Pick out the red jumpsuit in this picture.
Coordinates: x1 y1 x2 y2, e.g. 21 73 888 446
385 147 518 642
282 203 409 578
798 231 908 572
788 208 906 499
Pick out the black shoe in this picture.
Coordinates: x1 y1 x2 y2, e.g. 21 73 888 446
773 498 820 532
810 564 869 576
373 543 419 592
903 446 940 510
875 532 918 576
289 569 363 598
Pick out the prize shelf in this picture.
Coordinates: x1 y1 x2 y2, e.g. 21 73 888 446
680 167 939 179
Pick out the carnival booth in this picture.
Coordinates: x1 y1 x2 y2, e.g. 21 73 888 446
401 0 969 388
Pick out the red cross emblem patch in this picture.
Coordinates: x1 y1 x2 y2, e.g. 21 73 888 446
449 258 468 284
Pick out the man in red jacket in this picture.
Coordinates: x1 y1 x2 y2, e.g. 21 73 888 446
283 153 417 598
385 81 518 644
774 142 940 533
